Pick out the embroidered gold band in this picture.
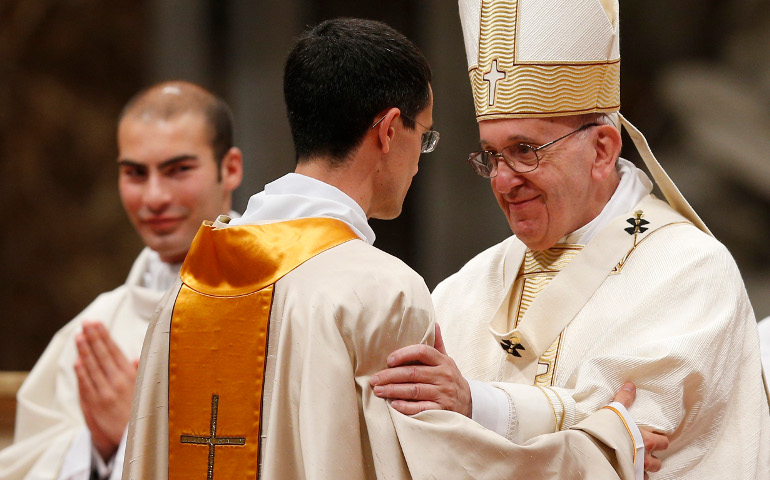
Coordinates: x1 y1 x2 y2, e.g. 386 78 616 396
168 218 358 479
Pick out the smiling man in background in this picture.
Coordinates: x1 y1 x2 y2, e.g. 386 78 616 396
0 80 242 480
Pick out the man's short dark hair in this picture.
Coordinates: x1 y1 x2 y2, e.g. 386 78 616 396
284 18 432 165
119 81 234 168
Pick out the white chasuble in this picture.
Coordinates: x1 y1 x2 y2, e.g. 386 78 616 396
434 194 770 479
0 248 168 480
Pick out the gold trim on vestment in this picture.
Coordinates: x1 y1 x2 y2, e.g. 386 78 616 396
611 221 691 274
168 218 358 479
602 405 638 465
507 246 582 386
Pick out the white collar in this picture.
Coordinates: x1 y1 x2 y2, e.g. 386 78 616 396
229 173 375 245
141 249 182 291
563 158 653 245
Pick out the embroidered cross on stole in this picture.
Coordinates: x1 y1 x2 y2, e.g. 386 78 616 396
506 245 582 386
167 218 358 480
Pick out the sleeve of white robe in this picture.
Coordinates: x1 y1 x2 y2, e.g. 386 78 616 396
392 404 639 479
0 290 127 480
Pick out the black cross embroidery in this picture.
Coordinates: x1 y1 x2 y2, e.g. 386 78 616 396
624 210 649 236
180 394 246 480
500 338 526 357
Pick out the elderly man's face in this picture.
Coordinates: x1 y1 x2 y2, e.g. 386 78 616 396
478 117 604 251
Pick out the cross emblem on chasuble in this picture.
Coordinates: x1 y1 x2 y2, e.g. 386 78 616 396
500 336 526 357
483 59 506 106
180 394 246 480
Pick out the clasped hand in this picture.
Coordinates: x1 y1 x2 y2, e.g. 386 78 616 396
74 321 138 461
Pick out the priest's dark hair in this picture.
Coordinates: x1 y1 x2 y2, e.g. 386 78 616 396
118 80 234 174
284 17 432 165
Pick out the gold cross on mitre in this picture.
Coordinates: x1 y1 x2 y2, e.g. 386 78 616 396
180 394 247 480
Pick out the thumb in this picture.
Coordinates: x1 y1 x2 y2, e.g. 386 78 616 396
612 382 636 409
434 323 447 355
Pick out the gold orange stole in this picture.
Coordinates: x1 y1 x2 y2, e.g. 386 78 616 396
168 217 358 480
507 245 582 386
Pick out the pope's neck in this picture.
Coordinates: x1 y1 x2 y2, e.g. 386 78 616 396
294 158 374 218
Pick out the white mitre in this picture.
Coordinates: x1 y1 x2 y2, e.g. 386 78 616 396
458 0 711 235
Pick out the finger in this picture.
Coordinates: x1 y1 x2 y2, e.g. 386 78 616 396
74 357 98 403
76 332 110 388
92 322 131 371
434 324 447 356
389 400 442 416
370 364 440 387
83 323 121 378
644 454 662 472
646 431 670 453
387 344 444 368
611 382 636 409
372 382 437 402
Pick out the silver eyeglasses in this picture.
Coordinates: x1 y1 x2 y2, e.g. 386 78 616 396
371 113 440 153
467 123 599 177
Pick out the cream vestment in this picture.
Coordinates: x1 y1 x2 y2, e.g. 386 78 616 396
434 192 770 478
0 248 175 480
123 174 642 479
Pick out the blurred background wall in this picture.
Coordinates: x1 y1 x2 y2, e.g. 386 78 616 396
1 0 768 370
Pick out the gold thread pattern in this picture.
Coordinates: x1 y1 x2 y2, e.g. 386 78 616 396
507 245 582 386
477 0 517 108
471 0 620 119
470 62 620 118
545 386 566 431
535 385 559 433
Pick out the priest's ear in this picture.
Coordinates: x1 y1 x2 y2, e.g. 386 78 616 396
591 124 622 181
371 108 400 154
219 147 243 192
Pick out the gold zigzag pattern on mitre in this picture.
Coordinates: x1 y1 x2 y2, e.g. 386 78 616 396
478 1 516 61
476 0 517 111
471 0 620 119
471 61 620 119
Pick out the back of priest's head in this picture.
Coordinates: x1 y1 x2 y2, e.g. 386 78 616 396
283 17 432 166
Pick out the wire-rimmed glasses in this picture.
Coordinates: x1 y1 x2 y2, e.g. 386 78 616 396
467 123 599 177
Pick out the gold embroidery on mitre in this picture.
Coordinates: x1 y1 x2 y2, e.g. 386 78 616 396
507 245 582 386
470 0 620 119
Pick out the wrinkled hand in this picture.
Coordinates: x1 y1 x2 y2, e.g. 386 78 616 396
74 321 138 461
611 383 669 478
369 324 472 417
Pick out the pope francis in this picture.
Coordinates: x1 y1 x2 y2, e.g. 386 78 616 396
371 1 770 479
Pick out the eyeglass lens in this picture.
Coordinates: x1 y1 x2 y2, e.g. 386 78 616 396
421 131 440 153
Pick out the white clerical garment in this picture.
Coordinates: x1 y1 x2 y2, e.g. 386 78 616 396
123 173 644 480
434 160 770 479
0 248 179 480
